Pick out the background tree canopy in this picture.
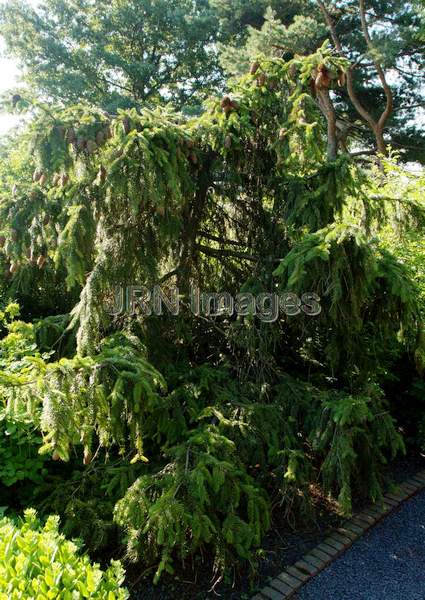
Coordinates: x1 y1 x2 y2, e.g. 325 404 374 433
1 0 424 156
0 0 222 112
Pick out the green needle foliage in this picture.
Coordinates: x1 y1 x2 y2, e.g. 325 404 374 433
32 332 166 463
0 45 423 583
115 427 270 583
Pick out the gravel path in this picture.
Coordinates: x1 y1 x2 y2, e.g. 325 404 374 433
295 490 425 600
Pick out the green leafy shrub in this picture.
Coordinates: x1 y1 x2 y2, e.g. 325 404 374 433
0 328 406 580
0 509 128 599
0 415 48 487
275 377 405 513
0 329 166 463
0 304 50 487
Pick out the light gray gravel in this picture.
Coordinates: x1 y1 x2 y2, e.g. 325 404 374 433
295 490 425 600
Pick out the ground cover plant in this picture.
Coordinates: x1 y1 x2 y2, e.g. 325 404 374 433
0 0 424 596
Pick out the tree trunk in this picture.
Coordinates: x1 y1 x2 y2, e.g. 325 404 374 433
374 126 387 156
317 88 338 160
178 154 214 294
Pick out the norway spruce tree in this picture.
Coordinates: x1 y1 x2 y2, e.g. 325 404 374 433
0 28 423 584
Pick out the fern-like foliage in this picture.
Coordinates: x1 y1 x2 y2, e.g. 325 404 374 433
115 426 270 583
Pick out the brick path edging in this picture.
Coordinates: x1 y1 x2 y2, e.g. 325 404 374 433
252 470 425 600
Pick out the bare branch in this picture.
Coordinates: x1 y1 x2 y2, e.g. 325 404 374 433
358 0 393 131
350 149 376 157
316 0 377 130
316 0 343 51
195 244 259 263
198 232 246 247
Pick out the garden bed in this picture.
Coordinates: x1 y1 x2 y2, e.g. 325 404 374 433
129 452 425 599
